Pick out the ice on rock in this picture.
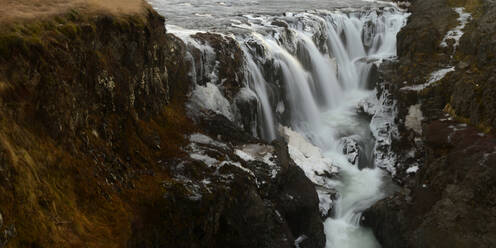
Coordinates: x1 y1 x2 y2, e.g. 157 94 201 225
361 87 399 175
235 87 258 102
282 127 338 179
173 175 205 201
406 165 419 174
236 144 279 178
220 161 256 178
440 8 472 51
401 67 455 91
188 83 235 121
428 67 456 84
235 149 256 161
295 235 309 248
190 133 228 148
164 3 409 246
189 153 219 167
339 135 361 166
401 8 469 92
282 126 339 214
187 133 274 187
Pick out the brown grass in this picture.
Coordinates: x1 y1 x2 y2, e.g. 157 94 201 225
0 103 196 246
0 0 147 23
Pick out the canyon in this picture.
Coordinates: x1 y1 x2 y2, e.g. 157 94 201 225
0 0 494 247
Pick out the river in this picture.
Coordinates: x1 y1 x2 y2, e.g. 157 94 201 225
147 0 409 247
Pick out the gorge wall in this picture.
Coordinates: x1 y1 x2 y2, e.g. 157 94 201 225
363 0 496 247
0 0 495 247
0 2 324 247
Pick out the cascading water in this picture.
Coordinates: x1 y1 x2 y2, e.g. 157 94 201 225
243 50 277 140
150 1 409 247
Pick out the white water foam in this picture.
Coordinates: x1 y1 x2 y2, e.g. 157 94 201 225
164 3 409 247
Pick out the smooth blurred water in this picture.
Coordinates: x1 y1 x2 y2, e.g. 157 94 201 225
147 1 408 247
148 0 393 30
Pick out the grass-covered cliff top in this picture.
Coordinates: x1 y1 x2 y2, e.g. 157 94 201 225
0 0 148 23
0 0 197 246
0 0 156 62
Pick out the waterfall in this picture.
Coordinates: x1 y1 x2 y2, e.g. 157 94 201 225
162 3 409 247
243 50 277 140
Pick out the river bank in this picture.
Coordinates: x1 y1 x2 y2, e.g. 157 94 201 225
0 0 494 247
363 0 496 247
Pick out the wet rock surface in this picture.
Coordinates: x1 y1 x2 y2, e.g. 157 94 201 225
129 112 325 248
364 0 496 247
0 1 326 247
365 119 496 248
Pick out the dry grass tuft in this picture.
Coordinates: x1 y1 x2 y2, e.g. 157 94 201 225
0 0 147 23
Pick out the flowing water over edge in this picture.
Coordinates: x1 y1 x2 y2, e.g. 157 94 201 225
148 1 409 247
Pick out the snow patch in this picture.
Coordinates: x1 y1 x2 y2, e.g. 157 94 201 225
401 67 455 91
440 8 472 51
220 161 256 178
428 67 456 84
281 126 339 213
405 104 424 134
189 153 219 167
235 149 255 161
236 144 279 178
406 165 419 174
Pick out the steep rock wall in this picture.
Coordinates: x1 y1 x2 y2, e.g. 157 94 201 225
363 0 496 247
0 3 324 248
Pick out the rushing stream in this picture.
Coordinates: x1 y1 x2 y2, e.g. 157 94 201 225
149 0 409 247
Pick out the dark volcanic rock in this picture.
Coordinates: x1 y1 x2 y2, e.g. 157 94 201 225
199 111 259 145
198 113 326 247
365 0 496 247
190 32 245 100
271 140 326 248
397 0 456 59
0 4 325 248
365 120 496 248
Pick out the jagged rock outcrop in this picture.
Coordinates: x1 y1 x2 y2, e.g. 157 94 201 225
0 1 325 247
0 4 193 247
363 0 496 247
132 111 326 248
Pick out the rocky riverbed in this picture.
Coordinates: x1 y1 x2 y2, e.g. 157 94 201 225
0 0 495 247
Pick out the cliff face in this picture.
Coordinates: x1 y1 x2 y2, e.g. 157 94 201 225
0 5 190 247
363 0 496 247
0 2 325 248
